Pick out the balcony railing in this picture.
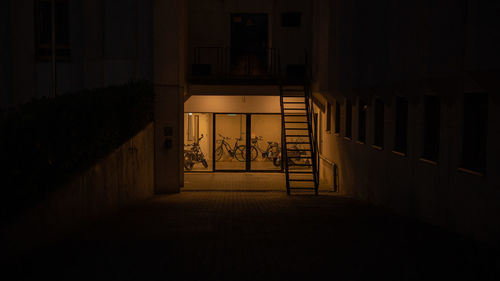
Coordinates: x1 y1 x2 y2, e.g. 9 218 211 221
189 47 309 84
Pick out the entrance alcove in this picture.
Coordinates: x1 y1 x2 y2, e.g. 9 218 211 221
183 95 285 190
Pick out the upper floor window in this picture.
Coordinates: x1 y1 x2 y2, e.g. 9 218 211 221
422 96 440 162
326 102 332 133
345 99 352 139
373 98 384 148
334 101 341 134
394 96 408 155
281 12 301 27
35 0 70 60
358 99 367 143
461 93 488 173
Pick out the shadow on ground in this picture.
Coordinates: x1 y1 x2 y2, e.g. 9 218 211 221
5 192 500 281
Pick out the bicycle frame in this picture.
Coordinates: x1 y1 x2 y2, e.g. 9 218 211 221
215 133 246 162
219 138 242 156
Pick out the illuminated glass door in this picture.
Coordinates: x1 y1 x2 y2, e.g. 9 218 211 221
184 113 213 172
214 114 247 171
250 114 282 171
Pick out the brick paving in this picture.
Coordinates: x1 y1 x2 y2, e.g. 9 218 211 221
7 192 500 281
183 172 332 192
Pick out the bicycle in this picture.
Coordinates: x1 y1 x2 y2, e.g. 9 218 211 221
273 139 309 167
214 133 247 162
251 136 280 162
184 134 208 170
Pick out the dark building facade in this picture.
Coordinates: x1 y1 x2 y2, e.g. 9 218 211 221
2 0 500 245
1 0 153 109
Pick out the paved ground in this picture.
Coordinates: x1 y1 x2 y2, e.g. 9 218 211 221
183 173 332 192
7 192 500 281
184 172 286 191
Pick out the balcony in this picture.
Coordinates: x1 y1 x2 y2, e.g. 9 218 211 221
188 47 309 85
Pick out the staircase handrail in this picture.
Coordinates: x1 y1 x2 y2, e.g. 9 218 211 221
304 82 320 194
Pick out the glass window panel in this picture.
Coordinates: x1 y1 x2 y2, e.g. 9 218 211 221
250 114 282 171
184 113 212 172
215 114 247 171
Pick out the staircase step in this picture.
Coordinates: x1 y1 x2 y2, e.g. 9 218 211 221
288 171 314 174
285 128 309 130
289 179 314 182
289 187 315 190
285 135 309 137
284 114 307 116
284 121 308 124
283 102 305 104
282 89 305 92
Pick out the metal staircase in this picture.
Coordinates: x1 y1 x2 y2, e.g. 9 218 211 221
280 83 319 195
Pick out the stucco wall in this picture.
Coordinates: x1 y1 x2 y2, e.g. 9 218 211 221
5 123 155 255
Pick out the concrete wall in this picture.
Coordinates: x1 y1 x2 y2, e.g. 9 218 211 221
10 0 36 106
154 0 188 193
463 0 500 71
0 1 12 110
5 123 155 255
313 0 500 245
82 0 154 88
311 0 330 92
35 0 85 98
318 93 500 245
185 95 280 113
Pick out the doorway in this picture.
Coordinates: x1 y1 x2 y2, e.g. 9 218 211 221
230 14 269 75
213 113 282 172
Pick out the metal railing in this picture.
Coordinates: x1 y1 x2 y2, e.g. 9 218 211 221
304 83 320 194
190 47 282 80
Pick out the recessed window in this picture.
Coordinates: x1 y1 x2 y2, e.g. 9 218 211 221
394 97 408 155
345 99 352 139
334 101 341 134
461 93 488 173
281 12 301 27
326 102 332 132
422 96 440 162
358 99 367 143
373 99 384 148
35 0 70 60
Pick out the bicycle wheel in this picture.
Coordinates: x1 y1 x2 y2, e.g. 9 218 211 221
250 146 258 161
215 146 223 161
184 153 194 170
234 145 246 162
273 156 281 167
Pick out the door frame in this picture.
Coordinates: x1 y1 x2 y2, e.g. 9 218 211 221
213 113 283 173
